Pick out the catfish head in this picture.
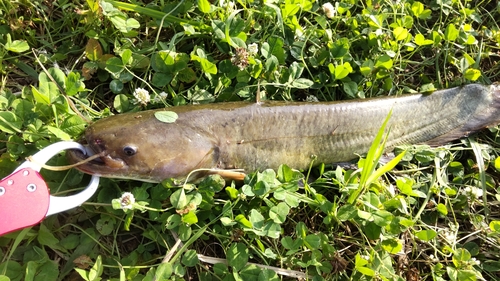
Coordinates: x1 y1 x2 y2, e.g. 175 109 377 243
67 110 218 183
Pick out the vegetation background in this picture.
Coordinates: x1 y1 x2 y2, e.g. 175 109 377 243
0 0 500 280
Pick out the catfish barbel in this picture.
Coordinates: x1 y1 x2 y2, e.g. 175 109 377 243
67 84 500 183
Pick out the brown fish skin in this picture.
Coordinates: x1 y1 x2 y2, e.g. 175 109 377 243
67 84 500 183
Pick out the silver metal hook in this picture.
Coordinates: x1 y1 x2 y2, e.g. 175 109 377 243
14 141 100 216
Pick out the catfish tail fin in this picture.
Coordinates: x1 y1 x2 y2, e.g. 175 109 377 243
426 83 500 146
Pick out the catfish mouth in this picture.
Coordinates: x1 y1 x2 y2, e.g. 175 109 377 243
66 138 127 175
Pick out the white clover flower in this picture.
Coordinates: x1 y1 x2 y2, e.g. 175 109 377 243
442 229 456 244
272 70 281 80
374 29 384 36
219 0 236 11
248 43 259 55
231 47 249 70
153 91 168 103
295 28 305 40
470 257 480 265
466 186 484 199
133 88 150 105
306 95 319 102
159 91 168 99
119 192 135 210
322 2 336 19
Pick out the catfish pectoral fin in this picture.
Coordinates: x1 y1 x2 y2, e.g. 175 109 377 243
211 170 246 181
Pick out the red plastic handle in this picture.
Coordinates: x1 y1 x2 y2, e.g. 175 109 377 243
0 168 50 236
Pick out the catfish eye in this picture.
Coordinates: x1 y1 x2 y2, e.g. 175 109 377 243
123 146 137 156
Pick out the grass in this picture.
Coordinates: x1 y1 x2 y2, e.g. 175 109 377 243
1 0 500 280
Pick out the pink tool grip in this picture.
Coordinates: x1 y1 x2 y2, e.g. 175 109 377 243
0 168 50 236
